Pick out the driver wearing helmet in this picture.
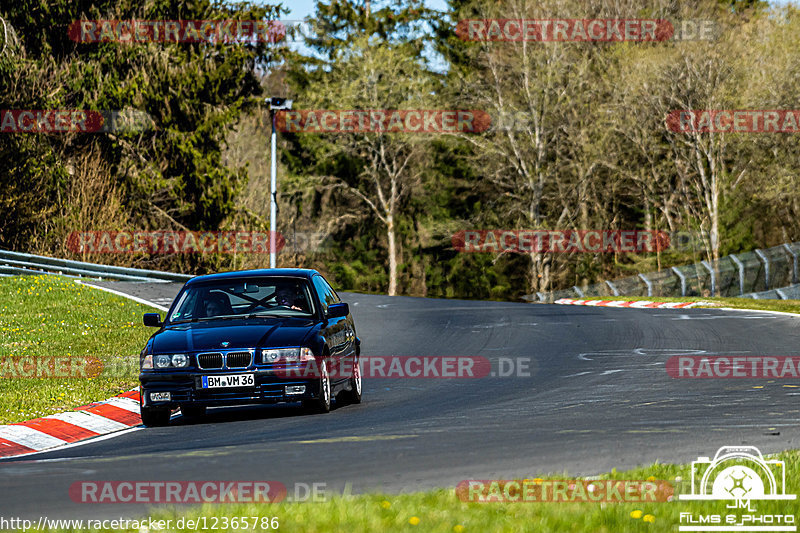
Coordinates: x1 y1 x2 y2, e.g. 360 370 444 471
275 285 302 311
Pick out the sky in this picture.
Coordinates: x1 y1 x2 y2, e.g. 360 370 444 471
283 0 449 20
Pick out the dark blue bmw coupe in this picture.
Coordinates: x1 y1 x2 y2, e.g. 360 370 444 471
138 269 361 426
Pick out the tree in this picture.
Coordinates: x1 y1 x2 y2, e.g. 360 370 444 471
0 0 288 270
286 0 435 295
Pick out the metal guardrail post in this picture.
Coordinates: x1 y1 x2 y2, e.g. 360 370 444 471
754 249 770 289
730 254 745 295
776 288 789 300
671 266 687 296
536 292 547 302
700 260 715 296
605 280 619 296
783 243 798 284
572 286 585 297
638 273 653 297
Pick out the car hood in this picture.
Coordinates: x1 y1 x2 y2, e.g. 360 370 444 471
151 318 316 353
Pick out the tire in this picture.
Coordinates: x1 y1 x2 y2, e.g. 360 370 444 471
140 406 171 427
181 404 206 419
304 358 331 413
344 357 362 404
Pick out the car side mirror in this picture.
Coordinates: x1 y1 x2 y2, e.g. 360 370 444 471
326 303 349 319
143 313 163 327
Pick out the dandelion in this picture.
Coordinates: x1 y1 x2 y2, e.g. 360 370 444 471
409 517 420 526
643 514 655 523
380 500 391 509
630 510 643 519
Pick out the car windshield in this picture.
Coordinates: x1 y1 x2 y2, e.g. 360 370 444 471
168 277 315 323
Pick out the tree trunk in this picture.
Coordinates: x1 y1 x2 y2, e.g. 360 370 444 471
387 215 397 296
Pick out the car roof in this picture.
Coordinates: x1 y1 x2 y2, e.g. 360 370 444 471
185 268 320 286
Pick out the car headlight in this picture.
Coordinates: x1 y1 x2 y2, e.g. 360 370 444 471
262 348 299 363
261 347 314 363
141 354 153 369
172 354 188 368
154 355 172 369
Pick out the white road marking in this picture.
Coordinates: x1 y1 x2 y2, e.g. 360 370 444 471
103 397 141 414
0 427 144 461
44 411 129 433
74 280 168 311
0 426 67 450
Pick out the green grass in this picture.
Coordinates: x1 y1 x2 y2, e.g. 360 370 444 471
0 275 155 423
574 295 800 315
41 450 800 532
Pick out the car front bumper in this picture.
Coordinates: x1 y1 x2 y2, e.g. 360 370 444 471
139 369 322 409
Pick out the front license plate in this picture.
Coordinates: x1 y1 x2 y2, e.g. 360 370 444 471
150 392 171 402
201 373 255 389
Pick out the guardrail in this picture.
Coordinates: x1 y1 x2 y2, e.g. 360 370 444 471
530 241 800 302
0 250 193 283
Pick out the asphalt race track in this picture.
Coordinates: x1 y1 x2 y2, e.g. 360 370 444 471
2 281 800 519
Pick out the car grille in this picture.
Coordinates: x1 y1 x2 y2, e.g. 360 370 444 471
226 351 252 368
197 352 224 369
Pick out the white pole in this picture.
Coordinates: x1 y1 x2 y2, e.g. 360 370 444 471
269 111 277 268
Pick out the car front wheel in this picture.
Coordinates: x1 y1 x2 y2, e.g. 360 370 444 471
304 358 331 414
140 406 171 427
344 357 362 404
181 404 206 419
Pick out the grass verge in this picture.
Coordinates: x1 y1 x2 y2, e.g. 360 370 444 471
0 275 156 423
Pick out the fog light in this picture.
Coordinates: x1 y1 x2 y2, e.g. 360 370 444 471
286 385 306 395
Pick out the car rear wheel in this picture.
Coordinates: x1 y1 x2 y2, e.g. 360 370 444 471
140 406 171 427
181 405 206 419
304 358 330 413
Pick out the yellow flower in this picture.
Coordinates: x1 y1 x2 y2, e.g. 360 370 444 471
409 517 420 526
630 510 643 519
453 526 465 533
380 500 390 509
646 476 655 481
643 514 655 523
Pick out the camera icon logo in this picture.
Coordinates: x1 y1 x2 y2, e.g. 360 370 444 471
679 446 795 501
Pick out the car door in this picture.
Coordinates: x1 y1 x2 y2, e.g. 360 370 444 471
312 275 355 384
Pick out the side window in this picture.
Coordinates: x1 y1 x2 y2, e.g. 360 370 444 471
312 275 339 313
321 276 341 305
